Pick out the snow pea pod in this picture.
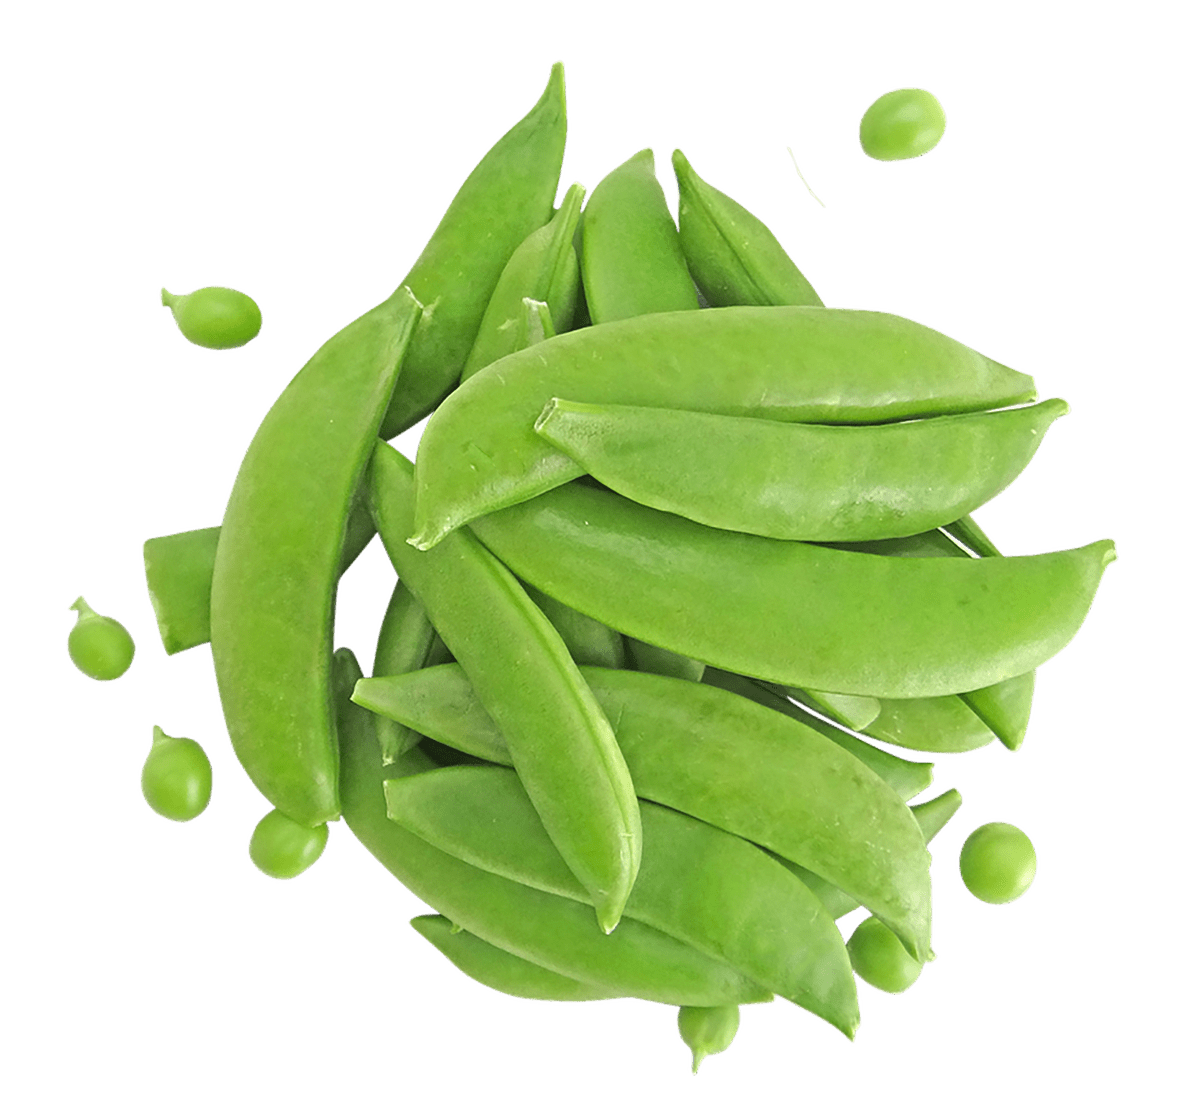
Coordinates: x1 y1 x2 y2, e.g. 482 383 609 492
533 398 1068 541
367 442 641 934
410 306 1036 548
470 481 1115 699
210 287 422 826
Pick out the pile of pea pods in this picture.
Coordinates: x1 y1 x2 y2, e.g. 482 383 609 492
141 63 1115 1068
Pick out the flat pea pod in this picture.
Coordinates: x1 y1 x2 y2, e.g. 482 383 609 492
210 286 422 826
161 286 261 349
579 148 698 323
847 917 923 992
533 398 1067 542
372 579 439 764
460 184 585 381
355 664 933 961
141 726 212 821
470 481 1116 699
672 149 822 308
678 1005 740 1073
249 808 328 879
379 64 567 438
68 597 134 680
410 306 1036 549
860 89 946 161
335 648 766 1007
367 442 641 934
385 764 858 1037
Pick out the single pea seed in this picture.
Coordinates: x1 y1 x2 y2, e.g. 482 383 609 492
68 596 135 680
249 809 329 879
677 1005 739 1073
846 916 923 993
860 89 946 161
960 822 1037 903
162 286 262 349
141 726 212 821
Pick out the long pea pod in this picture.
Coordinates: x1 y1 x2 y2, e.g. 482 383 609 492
367 442 641 934
371 579 439 764
379 64 567 437
209 287 422 826
410 306 1036 548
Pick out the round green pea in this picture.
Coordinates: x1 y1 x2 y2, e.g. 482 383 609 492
141 726 212 821
677 1005 739 1073
68 597 134 680
249 809 329 879
860 89 946 161
162 286 262 349
960 822 1037 903
846 916 922 993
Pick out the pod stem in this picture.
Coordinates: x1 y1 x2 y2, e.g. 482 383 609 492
161 288 178 308
70 596 95 619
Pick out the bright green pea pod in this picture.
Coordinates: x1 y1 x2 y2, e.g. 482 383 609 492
210 287 423 826
779 686 881 732
471 482 1115 700
960 671 1035 751
533 398 1067 542
863 696 996 753
523 584 626 669
410 307 1036 549
460 184 585 381
625 636 705 683
367 443 641 934
672 149 822 308
355 664 933 962
945 513 1002 558
410 915 623 1002
580 149 699 324
379 64 567 438
335 649 766 1006
386 765 858 1038
372 579 438 764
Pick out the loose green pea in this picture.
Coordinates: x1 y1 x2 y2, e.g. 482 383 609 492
68 597 134 680
846 916 922 993
249 808 329 879
141 726 212 821
960 822 1037 903
860 89 946 161
677 1005 739 1072
161 286 262 349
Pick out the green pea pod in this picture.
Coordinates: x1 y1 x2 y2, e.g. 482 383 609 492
470 481 1115 699
861 695 996 753
386 765 858 1038
580 148 698 324
372 579 438 764
672 149 822 308
678 1005 740 1073
460 184 585 381
533 398 1067 542
355 663 933 961
625 636 705 683
945 513 1002 559
521 297 556 347
367 442 641 934
410 306 1036 548
776 686 881 732
210 287 422 826
522 584 626 669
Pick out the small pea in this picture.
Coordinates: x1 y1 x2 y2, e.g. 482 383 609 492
141 726 212 821
846 916 923 993
68 596 135 680
677 1005 739 1073
860 89 946 161
960 822 1037 903
162 286 262 349
249 809 329 879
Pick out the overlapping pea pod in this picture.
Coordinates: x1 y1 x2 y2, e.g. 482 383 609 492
409 306 1036 549
353 664 934 962
469 480 1114 699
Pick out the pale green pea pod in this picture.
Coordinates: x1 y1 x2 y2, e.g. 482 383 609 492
460 184 585 381
385 764 858 1037
672 149 822 308
580 148 699 323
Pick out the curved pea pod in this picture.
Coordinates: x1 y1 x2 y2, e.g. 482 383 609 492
672 149 822 308
367 442 641 934
355 664 933 962
410 306 1036 548
386 765 858 1037
380 63 567 437
460 184 585 381
210 287 422 826
470 481 1115 699
372 579 438 764
533 398 1068 542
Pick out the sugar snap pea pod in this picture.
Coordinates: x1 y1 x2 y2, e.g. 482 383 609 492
386 765 858 1037
372 579 438 764
210 287 422 826
580 149 699 324
356 663 932 961
460 184 585 381
470 481 1115 699
379 64 566 438
410 915 623 1002
368 442 640 933
625 636 705 683
335 650 765 1006
410 307 1036 548
672 149 822 308
522 584 626 669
